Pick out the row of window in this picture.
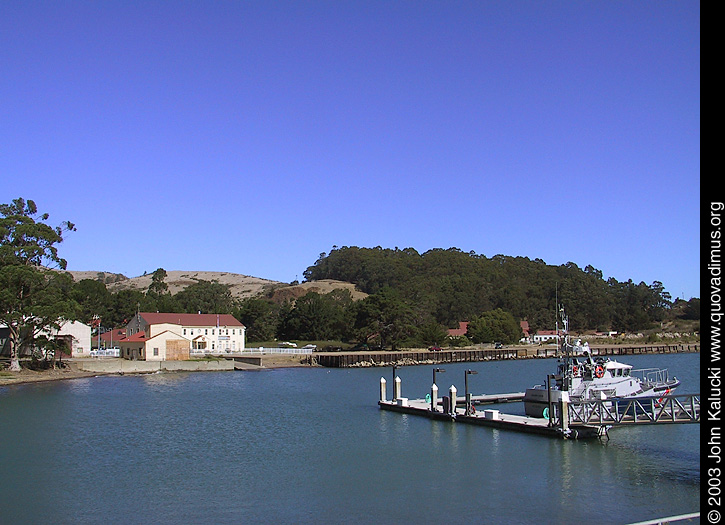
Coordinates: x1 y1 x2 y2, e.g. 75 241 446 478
182 328 241 336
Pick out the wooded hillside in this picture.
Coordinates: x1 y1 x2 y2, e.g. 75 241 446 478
303 246 678 333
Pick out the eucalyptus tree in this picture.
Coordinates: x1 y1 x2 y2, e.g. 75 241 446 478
0 198 77 370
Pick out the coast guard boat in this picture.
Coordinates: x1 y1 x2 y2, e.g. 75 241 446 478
523 308 680 418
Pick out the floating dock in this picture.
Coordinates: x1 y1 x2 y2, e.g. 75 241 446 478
377 375 700 440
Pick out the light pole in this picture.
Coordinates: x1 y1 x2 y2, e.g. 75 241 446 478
392 364 399 401
431 367 446 412
464 369 478 415
433 367 446 387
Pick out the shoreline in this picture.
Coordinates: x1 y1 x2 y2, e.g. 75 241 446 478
0 355 311 387
0 344 699 387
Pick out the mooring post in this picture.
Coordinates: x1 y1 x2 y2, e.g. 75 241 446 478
431 383 438 412
547 374 554 426
449 385 457 415
394 376 402 402
380 377 387 402
559 391 570 432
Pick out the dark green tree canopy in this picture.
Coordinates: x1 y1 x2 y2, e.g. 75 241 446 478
0 198 76 268
304 245 677 332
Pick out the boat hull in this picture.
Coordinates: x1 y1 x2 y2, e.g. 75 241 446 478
523 379 680 418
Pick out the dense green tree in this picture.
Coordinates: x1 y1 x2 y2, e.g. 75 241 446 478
467 309 522 344
174 279 233 314
353 288 415 350
147 268 169 296
0 198 78 370
416 320 449 347
276 289 354 342
233 297 278 342
71 278 113 324
108 289 146 327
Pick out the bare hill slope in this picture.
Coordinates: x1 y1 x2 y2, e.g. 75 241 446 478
66 270 282 299
64 270 364 302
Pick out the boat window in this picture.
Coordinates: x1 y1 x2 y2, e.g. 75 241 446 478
624 369 630 376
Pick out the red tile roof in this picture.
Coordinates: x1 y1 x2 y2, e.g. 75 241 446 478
120 331 147 342
138 312 244 327
520 320 530 336
100 329 126 342
447 321 469 337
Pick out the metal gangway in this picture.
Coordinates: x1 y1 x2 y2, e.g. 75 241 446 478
562 393 700 426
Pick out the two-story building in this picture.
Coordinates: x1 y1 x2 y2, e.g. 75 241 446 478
120 312 246 361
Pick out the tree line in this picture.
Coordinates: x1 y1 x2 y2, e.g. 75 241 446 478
303 246 695 335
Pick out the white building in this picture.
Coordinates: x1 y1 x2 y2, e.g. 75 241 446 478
121 312 246 361
46 320 93 357
533 330 560 344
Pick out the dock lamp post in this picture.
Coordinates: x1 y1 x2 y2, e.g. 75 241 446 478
464 369 478 415
433 367 446 387
392 364 399 401
431 368 446 413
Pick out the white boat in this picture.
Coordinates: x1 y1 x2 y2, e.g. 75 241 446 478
523 308 680 418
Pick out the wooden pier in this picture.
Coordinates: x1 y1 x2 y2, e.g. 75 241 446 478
315 344 699 368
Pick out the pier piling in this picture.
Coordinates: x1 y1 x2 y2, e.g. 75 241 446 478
431 383 438 412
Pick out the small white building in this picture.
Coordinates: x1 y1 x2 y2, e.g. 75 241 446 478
46 320 93 357
533 330 560 344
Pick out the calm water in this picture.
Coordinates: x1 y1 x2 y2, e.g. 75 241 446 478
1 353 700 524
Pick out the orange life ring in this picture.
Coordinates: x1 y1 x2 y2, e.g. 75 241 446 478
656 388 671 407
594 365 605 379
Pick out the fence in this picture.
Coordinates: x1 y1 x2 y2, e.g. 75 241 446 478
190 347 314 357
90 348 120 358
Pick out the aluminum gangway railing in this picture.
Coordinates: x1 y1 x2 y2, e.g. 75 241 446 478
565 393 700 426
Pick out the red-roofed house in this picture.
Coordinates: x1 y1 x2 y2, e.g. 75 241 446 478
96 328 126 349
120 312 245 361
447 322 469 338
520 320 530 343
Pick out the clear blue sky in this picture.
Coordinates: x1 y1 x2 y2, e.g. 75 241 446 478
1 2 700 299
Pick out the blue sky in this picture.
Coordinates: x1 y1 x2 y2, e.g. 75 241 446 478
1 2 700 299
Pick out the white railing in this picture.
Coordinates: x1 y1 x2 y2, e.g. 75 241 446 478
243 347 314 355
190 347 314 356
90 348 120 358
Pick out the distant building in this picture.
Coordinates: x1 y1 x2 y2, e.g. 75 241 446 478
49 321 93 357
533 330 559 344
447 322 469 337
120 312 245 361
519 320 531 344
95 328 126 349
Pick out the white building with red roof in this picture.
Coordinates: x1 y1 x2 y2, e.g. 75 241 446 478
120 312 245 361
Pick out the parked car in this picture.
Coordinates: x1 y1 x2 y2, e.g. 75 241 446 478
494 342 503 349
428 346 442 352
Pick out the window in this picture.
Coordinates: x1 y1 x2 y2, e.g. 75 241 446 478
153 348 159 356
183 329 186 335
205 329 208 335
